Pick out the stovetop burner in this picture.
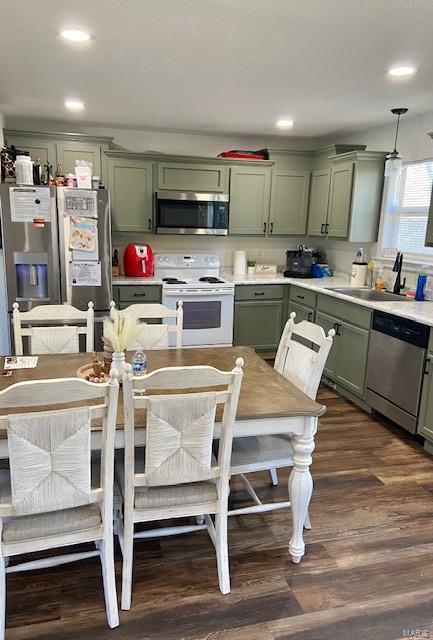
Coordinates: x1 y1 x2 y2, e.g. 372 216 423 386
162 278 187 284
199 276 224 284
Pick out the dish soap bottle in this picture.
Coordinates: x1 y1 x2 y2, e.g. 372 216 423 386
131 349 147 376
374 264 385 291
415 266 428 301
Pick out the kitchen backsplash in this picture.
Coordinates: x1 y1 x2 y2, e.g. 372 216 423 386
112 233 375 276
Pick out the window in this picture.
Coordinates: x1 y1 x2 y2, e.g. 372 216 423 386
381 159 433 257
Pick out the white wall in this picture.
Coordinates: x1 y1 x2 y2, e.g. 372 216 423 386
0 112 4 147
337 110 433 288
5 116 318 155
337 110 433 160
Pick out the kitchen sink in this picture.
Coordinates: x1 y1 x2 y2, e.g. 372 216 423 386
326 287 413 302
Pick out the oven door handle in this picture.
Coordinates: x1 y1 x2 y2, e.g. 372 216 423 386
162 288 234 297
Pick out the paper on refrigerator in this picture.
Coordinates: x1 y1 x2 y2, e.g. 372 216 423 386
69 216 97 252
69 261 102 287
63 189 97 218
9 187 52 222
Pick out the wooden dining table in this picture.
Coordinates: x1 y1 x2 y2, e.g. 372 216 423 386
0 346 324 564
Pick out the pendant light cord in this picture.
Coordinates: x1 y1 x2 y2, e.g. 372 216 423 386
393 114 401 154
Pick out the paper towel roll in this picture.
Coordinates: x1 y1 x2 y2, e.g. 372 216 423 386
233 250 247 276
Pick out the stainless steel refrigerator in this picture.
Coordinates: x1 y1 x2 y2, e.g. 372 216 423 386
0 184 112 351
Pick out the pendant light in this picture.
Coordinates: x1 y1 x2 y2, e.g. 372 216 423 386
384 107 408 177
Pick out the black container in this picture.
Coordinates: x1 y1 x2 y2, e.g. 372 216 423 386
284 245 313 278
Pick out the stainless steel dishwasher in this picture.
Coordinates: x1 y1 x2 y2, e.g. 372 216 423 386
365 310 429 433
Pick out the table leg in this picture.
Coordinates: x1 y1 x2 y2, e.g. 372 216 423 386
288 432 315 563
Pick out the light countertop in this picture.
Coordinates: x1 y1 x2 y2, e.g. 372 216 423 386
113 273 433 328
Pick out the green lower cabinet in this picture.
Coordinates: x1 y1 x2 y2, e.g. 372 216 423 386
315 311 338 378
335 320 369 395
234 300 284 349
315 310 369 396
417 351 433 441
288 301 315 323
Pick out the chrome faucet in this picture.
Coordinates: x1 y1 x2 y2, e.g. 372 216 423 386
392 252 406 295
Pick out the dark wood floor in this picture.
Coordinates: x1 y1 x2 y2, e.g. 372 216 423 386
6 385 433 640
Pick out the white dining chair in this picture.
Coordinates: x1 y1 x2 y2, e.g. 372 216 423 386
228 312 335 522
0 369 120 636
116 357 244 609
12 302 94 355
109 301 183 349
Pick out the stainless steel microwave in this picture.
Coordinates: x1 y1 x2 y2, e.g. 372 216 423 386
156 191 229 235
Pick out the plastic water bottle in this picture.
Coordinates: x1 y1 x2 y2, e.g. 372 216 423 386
131 349 147 376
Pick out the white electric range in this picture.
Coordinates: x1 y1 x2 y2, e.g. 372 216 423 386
154 252 234 347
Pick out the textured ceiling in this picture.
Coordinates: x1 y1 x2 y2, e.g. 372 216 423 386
1 0 433 138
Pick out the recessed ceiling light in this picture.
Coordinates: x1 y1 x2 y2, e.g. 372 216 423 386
276 119 294 129
388 66 417 77
65 99 85 111
61 29 90 42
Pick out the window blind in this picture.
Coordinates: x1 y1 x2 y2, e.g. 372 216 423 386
386 160 433 255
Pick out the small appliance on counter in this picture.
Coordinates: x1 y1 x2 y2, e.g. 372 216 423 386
123 243 154 277
284 245 314 278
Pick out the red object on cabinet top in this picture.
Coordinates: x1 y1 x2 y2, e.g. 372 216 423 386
123 243 154 277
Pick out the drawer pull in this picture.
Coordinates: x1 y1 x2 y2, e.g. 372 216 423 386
321 223 325 234
325 223 329 234
308 311 313 321
148 218 152 231
133 293 147 297
333 322 341 336
263 222 267 234
297 295 305 300
270 222 274 233
254 292 265 296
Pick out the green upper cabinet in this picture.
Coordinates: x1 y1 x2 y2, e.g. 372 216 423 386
327 161 354 237
307 169 331 236
229 166 271 235
56 141 103 177
2 133 56 173
157 162 229 192
269 169 310 235
306 146 385 242
4 130 112 184
106 154 154 233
